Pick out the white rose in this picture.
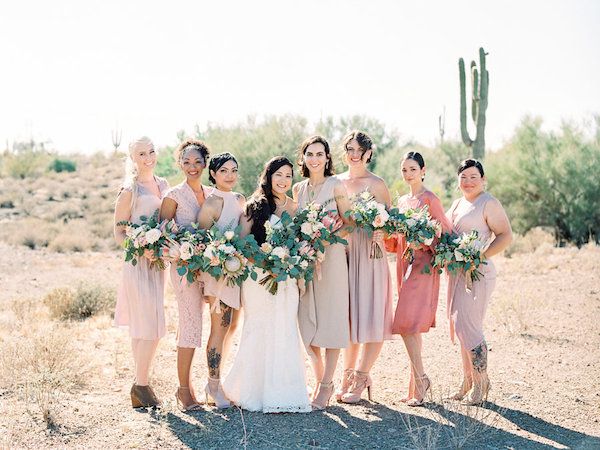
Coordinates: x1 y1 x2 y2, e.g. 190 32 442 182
180 242 193 261
272 246 289 259
260 242 273 253
300 260 309 269
221 244 235 255
423 237 434 246
203 245 215 259
145 228 161 245
405 218 417 228
301 222 313 236
224 230 235 241
454 250 464 262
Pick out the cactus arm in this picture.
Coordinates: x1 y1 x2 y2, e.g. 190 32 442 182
459 58 473 147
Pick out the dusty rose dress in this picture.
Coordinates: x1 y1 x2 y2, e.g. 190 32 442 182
347 227 394 343
114 177 169 340
446 192 497 350
387 190 451 335
164 182 209 348
297 177 350 349
200 188 244 310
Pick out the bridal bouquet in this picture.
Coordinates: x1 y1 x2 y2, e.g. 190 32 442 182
395 205 441 280
345 190 398 258
427 230 488 292
193 226 259 288
255 212 318 295
118 210 179 270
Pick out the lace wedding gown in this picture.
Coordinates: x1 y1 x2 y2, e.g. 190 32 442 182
222 215 311 413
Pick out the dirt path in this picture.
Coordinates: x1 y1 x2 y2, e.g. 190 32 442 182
1 243 599 449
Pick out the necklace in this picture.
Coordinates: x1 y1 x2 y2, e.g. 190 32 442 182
308 178 326 200
409 187 426 198
274 196 288 209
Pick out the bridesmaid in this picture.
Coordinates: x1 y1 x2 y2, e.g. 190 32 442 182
293 135 352 410
336 131 394 404
113 136 169 408
160 139 211 411
197 152 245 409
446 159 512 405
386 151 451 406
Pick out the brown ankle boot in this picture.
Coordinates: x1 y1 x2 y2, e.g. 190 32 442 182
130 384 161 408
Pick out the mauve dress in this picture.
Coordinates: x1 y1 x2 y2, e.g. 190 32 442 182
114 177 169 340
387 190 451 335
347 226 394 343
200 188 244 310
164 182 208 348
446 192 497 350
297 176 350 349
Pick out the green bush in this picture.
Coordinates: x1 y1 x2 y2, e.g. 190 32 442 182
48 158 76 173
487 116 600 246
44 283 115 321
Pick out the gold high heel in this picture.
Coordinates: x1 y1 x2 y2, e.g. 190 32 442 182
175 387 203 412
341 371 372 404
130 384 161 408
335 369 355 402
407 375 431 407
447 379 472 401
205 377 232 409
462 380 491 406
311 381 334 410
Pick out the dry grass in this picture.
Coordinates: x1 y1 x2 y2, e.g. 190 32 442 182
44 283 115 321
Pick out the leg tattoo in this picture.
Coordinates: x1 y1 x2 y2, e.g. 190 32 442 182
207 347 221 377
470 342 488 372
220 304 232 328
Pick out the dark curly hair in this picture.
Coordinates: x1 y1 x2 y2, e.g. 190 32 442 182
342 130 374 163
245 156 294 245
297 135 334 178
174 138 210 166
208 152 238 185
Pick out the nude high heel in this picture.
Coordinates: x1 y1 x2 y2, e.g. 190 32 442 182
311 381 334 410
175 386 203 412
335 369 355 402
341 371 372 404
462 379 491 406
205 377 232 409
407 375 431 407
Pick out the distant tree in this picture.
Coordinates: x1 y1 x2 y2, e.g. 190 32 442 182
487 116 600 245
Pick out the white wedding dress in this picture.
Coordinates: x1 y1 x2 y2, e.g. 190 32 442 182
222 215 312 413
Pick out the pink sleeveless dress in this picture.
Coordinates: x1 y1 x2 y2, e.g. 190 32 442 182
201 189 244 310
388 190 451 335
446 192 497 350
296 177 350 349
114 177 169 340
164 182 209 348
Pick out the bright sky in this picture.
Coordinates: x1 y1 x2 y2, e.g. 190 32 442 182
1 0 598 154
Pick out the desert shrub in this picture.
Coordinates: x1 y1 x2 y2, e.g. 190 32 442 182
44 283 115 321
505 227 555 257
487 116 600 246
0 218 59 249
1 141 51 179
47 219 99 252
48 158 76 173
0 325 87 427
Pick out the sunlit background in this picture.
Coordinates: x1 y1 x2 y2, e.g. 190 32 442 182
1 0 598 153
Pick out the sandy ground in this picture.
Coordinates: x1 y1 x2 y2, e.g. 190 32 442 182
0 242 599 449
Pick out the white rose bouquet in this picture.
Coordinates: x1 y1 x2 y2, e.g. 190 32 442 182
254 212 318 295
117 209 179 270
345 190 397 258
394 205 441 280
427 230 488 292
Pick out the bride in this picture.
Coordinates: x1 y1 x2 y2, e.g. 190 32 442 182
222 156 311 413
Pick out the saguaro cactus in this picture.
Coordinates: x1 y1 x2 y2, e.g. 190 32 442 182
459 47 489 160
